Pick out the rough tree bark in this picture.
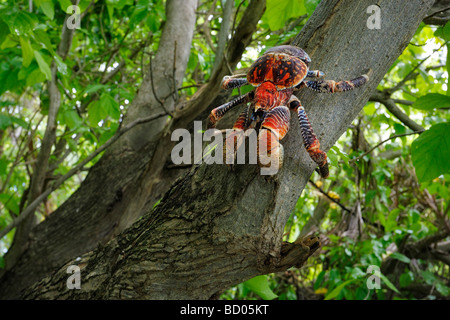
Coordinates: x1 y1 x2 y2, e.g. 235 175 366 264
0 0 266 299
19 0 434 300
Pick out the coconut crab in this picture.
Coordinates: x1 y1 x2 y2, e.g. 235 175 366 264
208 45 369 178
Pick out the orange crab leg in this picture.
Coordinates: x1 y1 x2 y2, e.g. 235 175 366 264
222 105 252 164
288 96 329 178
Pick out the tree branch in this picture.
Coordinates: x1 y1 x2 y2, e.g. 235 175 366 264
370 91 425 132
212 0 234 74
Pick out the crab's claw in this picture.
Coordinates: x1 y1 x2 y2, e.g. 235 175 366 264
307 143 329 179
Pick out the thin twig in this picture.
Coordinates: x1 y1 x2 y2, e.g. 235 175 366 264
171 41 179 102
231 0 245 37
149 55 166 109
387 42 447 94
348 130 424 163
177 83 203 91
308 180 352 213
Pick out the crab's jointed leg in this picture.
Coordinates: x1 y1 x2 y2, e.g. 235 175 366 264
301 74 369 93
223 105 252 164
288 96 329 178
258 106 291 169
208 91 254 128
221 74 249 90
306 70 325 78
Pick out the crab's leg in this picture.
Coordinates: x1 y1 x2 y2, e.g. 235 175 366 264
232 104 252 130
288 96 329 178
208 91 254 128
223 105 252 164
306 70 325 78
221 74 248 90
301 74 369 93
257 106 291 169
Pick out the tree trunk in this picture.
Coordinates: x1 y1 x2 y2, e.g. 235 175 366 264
19 0 434 300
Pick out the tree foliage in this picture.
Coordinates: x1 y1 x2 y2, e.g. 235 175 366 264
0 0 448 300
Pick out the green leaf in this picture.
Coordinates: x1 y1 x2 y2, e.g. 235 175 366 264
33 29 55 55
58 0 73 12
364 102 377 116
314 270 326 290
390 252 411 264
146 14 161 33
0 193 19 215
1 10 38 35
130 7 148 29
87 100 107 126
411 93 450 110
435 281 450 296
0 20 10 46
328 146 349 168
0 114 12 129
1 34 18 49
411 122 450 183
379 273 400 294
434 22 450 41
20 36 33 67
305 0 321 16
35 0 55 20
26 66 46 86
243 275 278 300
100 93 120 120
62 109 82 129
385 208 400 232
34 50 52 80
399 271 414 288
262 0 306 31
11 116 29 129
420 270 436 285
99 123 118 145
84 84 106 94
324 279 356 300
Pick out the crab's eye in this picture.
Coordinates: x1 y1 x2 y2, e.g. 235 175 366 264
299 54 311 66
303 56 311 65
